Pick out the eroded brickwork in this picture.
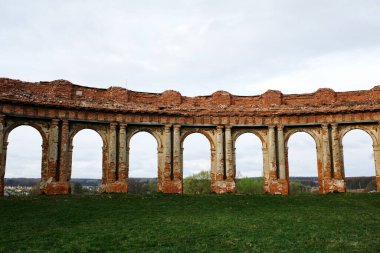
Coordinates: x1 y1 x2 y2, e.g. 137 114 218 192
0 78 380 195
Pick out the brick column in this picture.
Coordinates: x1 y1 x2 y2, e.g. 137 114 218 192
160 125 172 193
216 126 224 181
101 123 116 192
118 124 127 181
104 123 128 193
0 115 6 196
67 145 73 181
41 142 49 182
211 125 228 193
161 124 182 193
47 119 60 181
164 125 172 181
101 145 108 186
330 123 346 192
53 120 71 194
262 144 270 192
225 126 233 180
59 120 69 182
374 123 380 192
108 123 117 183
321 123 332 193
373 145 380 192
173 125 181 181
125 147 130 180
224 125 236 192
276 124 289 195
102 123 127 193
268 125 277 180
267 125 288 195
44 119 62 195
277 125 286 179
331 124 343 179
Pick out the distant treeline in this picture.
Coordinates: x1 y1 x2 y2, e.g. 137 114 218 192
5 178 101 187
290 177 319 187
346 177 376 191
5 178 40 187
5 176 377 193
128 178 157 194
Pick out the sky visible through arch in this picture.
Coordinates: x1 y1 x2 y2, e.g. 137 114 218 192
2 0 380 178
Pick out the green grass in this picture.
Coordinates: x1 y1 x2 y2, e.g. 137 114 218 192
0 193 379 253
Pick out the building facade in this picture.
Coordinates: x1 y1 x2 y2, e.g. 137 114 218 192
1 78 380 195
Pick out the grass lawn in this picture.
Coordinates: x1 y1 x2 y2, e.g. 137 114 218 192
0 193 379 252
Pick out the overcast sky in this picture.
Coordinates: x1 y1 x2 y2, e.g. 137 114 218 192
1 1 379 180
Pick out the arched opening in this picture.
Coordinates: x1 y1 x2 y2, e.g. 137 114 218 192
342 129 376 192
128 131 158 194
182 132 212 194
4 126 42 196
71 129 103 194
287 132 318 194
234 133 263 194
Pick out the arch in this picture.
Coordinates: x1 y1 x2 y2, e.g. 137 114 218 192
234 132 264 178
182 132 213 176
180 129 215 150
341 128 376 192
286 131 319 193
339 126 377 147
128 130 159 194
233 130 266 149
71 129 104 180
234 132 264 194
182 132 212 194
70 127 107 148
285 128 321 148
126 128 162 151
4 122 47 146
3 125 43 195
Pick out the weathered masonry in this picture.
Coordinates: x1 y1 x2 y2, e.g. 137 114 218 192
1 78 380 195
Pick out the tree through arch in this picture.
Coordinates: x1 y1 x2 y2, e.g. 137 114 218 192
287 132 319 194
71 129 103 194
342 129 376 192
128 131 158 194
234 133 263 194
3 126 42 196
182 132 212 194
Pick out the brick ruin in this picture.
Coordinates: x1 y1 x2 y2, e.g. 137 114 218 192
0 78 379 195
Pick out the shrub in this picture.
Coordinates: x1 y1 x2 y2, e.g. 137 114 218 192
365 178 377 192
289 181 311 194
29 183 41 196
128 179 157 194
183 171 211 194
71 183 83 194
236 178 263 194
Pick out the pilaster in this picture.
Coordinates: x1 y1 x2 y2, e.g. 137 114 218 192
277 125 286 179
321 123 332 193
266 125 288 195
159 124 172 193
225 126 233 180
268 125 277 180
101 122 128 193
44 119 70 195
118 124 127 181
59 120 69 182
374 123 380 192
47 119 60 181
331 124 343 179
108 123 117 183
